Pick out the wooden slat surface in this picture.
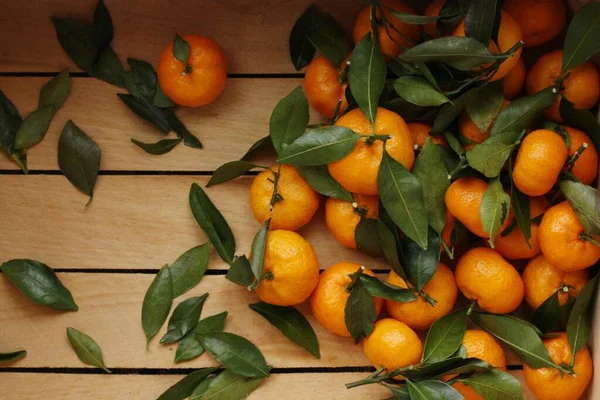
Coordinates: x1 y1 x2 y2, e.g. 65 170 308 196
0 0 363 74
0 175 386 271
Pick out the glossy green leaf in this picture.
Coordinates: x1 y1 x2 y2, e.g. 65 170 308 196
14 107 55 150
0 259 78 311
66 327 110 373
250 302 320 358
459 369 524 400
242 136 272 161
189 183 236 264
156 368 218 400
141 266 173 345
559 98 600 151
121 58 162 105
170 243 210 298
197 332 270 378
131 138 182 155
509 161 532 246
207 160 262 187
464 0 498 45
422 308 467 364
269 86 310 155
490 88 557 137
345 275 377 343
402 357 492 380
355 217 385 258
378 149 428 249
403 227 441 291
93 45 126 87
39 68 72 110
388 9 439 24
359 274 416 303
226 255 254 287
480 178 510 248
175 312 228 363
248 219 271 290
297 165 353 202
117 94 171 133
567 274 598 363
173 35 190 64
466 131 521 178
0 89 23 161
437 0 465 35
407 380 463 400
307 12 350 67
0 350 27 364
531 291 561 334
289 5 319 70
349 33 386 125
560 180 600 236
360 216 406 280
393 77 449 107
562 2 600 73
465 80 504 133
93 0 113 51
160 294 208 344
199 369 268 400
276 126 361 166
431 88 476 134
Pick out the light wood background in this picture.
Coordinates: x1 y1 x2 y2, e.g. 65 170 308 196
0 1 595 399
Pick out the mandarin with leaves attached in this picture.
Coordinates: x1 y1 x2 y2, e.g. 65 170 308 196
563 126 599 185
459 100 510 144
325 194 379 249
304 55 349 119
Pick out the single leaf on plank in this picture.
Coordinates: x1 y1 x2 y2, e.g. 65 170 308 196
407 380 463 400
93 0 113 51
66 327 110 373
531 291 561 334
141 265 173 345
39 68 72 110
0 90 23 154
131 138 182 155
248 219 271 290
345 275 377 343
490 88 557 137
460 369 524 400
297 165 353 202
422 308 468 364
465 80 504 133
163 109 202 149
276 126 361 166
173 35 191 64
0 351 27 363
403 227 441 291
156 368 218 400
269 86 309 155
122 58 160 104
14 107 55 150
242 136 272 161
226 255 255 287
349 33 386 125
51 17 97 72
561 2 600 74
189 183 236 264
559 97 600 151
567 274 598 364
480 177 510 248
160 294 208 344
378 149 428 249
560 180 600 236
289 4 319 70
249 302 320 358
466 130 521 178
207 160 263 187
197 332 270 378
117 94 171 133
175 311 228 363
359 274 416 303
0 259 78 311
464 0 498 45
306 12 350 67
393 77 450 107
170 243 210 298
199 369 268 400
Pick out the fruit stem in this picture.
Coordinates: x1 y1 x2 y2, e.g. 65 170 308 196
565 143 588 172
182 64 192 76
268 164 284 211
419 290 437 307
364 134 391 145
447 158 469 180
329 99 343 125
440 236 454 260
466 300 477 316
580 232 600 249
345 266 365 292
352 201 369 217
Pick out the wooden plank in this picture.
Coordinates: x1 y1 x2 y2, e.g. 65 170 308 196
0 77 307 171
0 0 363 74
0 175 386 271
0 273 524 368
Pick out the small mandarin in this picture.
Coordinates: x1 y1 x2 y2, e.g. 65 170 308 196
304 55 348 119
325 194 379 249
363 318 423 373
249 164 319 231
503 0 566 48
564 126 599 185
503 58 526 100
407 122 447 148
459 100 510 144
455 247 524 314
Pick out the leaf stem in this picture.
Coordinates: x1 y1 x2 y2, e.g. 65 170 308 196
269 164 284 211
447 158 469 180
345 266 365 292
466 300 477 316
565 143 588 172
440 235 454 260
329 99 343 125
364 134 391 145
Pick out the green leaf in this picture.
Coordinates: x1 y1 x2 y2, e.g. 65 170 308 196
173 35 190 65
378 149 428 249
459 369 524 400
348 33 386 125
422 308 467 364
464 0 498 46
559 98 600 151
480 177 510 248
174 311 228 363
39 68 72 111
297 165 353 201
509 163 532 246
355 217 385 258
437 0 465 35
470 312 557 369
269 86 309 155
490 88 557 137
560 180 600 236
66 327 110 373
93 45 126 87
531 291 561 334
197 332 270 378
466 131 521 178
58 120 101 201
156 368 218 400
567 274 598 362
358 216 406 279
0 89 23 153
402 357 491 380
248 219 271 290
122 58 160 104
562 2 600 73
407 380 463 400
117 94 171 133
345 276 377 343
388 9 439 24
14 107 55 150
189 183 236 264
465 80 504 133
0 350 27 363
170 243 210 298
0 259 78 311
276 126 361 166
199 369 268 400
160 294 208 344
403 227 441 290
188 376 215 400
399 36 502 70
207 160 261 187
306 12 350 67
131 138 182 155
249 302 320 358
93 0 113 51
413 138 450 234
242 136 272 161
359 274 416 303
226 256 255 287
431 88 476 134
289 5 319 70
141 266 173 345
393 77 450 107
51 17 97 72
163 109 202 149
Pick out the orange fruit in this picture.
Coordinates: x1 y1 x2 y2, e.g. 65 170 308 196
453 11 523 82
524 332 593 400
564 126 599 185
494 196 548 260
522 253 590 310
352 0 421 58
503 0 566 48
445 177 512 238
255 230 319 306
328 107 415 195
452 330 507 400
459 100 510 144
423 0 446 38
407 122 447 148
512 129 568 196
455 247 524 314
310 262 384 337
304 55 348 119
386 263 458 330
539 201 600 272
249 164 320 231
526 49 600 122
157 35 227 107
363 318 423 373
325 194 379 249
503 58 526 100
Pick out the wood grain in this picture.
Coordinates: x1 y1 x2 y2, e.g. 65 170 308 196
0 175 387 271
0 0 364 74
